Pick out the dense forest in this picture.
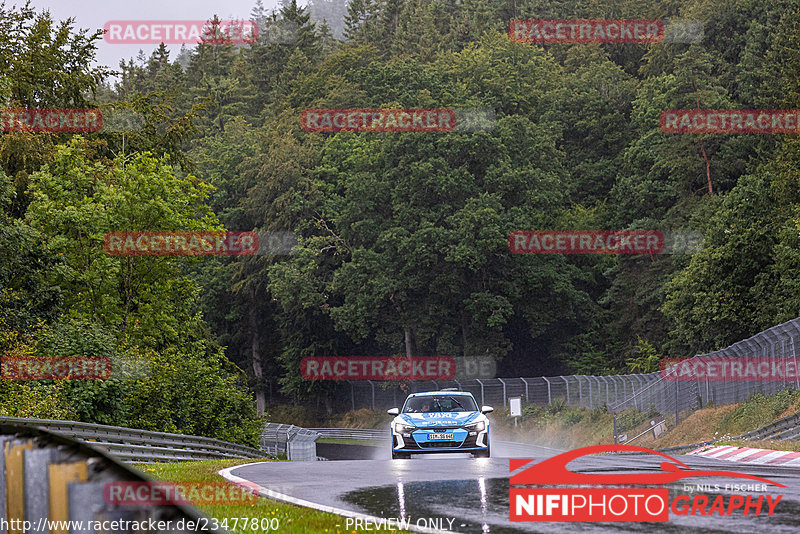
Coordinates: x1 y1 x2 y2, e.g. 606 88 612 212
2 0 800 439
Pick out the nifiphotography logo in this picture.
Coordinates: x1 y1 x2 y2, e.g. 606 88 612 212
509 444 784 522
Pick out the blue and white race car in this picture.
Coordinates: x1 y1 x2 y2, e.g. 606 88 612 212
388 389 492 459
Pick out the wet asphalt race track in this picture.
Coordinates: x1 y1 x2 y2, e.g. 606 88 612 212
227 440 800 533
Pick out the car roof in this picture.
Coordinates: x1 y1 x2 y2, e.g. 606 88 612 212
407 390 474 397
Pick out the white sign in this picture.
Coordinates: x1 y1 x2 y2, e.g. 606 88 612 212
509 397 522 417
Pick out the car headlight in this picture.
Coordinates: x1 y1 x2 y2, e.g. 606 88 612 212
466 421 486 432
394 422 416 434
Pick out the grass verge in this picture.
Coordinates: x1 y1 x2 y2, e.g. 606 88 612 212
134 458 412 534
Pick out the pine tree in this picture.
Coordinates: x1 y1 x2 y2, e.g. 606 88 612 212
281 0 322 58
343 0 377 43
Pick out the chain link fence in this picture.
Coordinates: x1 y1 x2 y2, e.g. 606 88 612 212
339 317 800 432
344 374 663 412
607 317 800 423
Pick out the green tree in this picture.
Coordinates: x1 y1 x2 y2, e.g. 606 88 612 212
24 139 219 348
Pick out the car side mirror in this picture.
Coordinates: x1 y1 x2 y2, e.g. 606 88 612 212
387 408 400 416
481 406 494 414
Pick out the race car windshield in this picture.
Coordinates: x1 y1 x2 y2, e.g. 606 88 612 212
403 395 478 413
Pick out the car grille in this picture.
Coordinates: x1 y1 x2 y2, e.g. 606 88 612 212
412 432 479 449
419 441 462 448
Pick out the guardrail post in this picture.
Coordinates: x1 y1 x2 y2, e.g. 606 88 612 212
454 379 462 392
578 376 583 407
476 379 485 407
368 380 375 410
542 377 551 405
561 376 569 405
498 378 507 408
350 382 355 412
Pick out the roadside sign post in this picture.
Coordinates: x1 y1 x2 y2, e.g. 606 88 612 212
509 396 522 427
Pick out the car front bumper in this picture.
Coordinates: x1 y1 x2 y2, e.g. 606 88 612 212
392 426 489 453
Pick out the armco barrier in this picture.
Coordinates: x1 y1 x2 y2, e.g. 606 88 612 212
738 409 800 441
0 415 264 462
0 423 225 532
621 410 800 456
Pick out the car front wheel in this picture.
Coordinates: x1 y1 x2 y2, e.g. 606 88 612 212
392 450 410 459
473 440 490 458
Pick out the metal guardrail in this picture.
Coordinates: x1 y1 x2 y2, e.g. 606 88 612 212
621 410 800 456
738 410 800 441
310 428 387 441
0 415 264 463
0 423 225 533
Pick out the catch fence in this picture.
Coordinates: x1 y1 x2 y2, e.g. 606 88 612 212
607 317 800 423
345 375 662 412
341 317 800 433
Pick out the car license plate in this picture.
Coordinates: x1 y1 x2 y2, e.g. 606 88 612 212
429 433 453 440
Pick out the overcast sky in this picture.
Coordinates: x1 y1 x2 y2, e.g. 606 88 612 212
26 0 288 72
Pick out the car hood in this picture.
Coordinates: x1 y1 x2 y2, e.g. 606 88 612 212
398 411 481 427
